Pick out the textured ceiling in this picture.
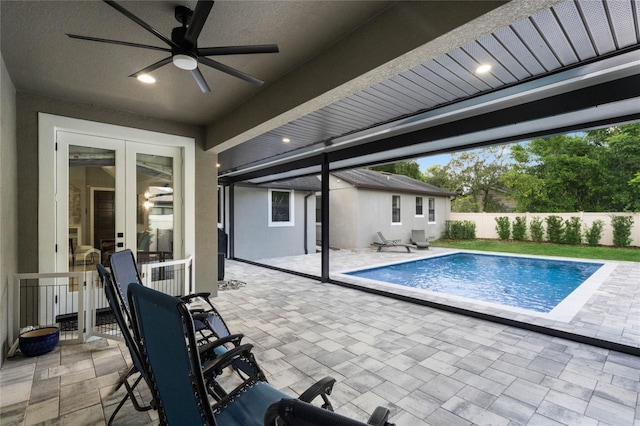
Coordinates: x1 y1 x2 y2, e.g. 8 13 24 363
1 1 393 125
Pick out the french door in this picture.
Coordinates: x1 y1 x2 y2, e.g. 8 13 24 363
56 131 183 271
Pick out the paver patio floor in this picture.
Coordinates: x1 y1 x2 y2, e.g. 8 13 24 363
1 254 639 425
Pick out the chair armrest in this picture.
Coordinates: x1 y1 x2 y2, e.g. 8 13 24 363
367 407 393 426
265 399 394 426
180 292 211 301
298 376 336 411
202 343 256 378
199 333 244 354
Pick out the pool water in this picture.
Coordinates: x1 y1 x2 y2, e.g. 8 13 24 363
346 253 603 312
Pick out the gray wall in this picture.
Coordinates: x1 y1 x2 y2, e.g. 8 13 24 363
232 186 316 261
1 54 18 366
328 175 450 249
15 92 218 296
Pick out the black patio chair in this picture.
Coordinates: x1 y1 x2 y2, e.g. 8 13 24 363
107 250 254 381
98 263 155 425
127 282 393 426
108 249 241 348
99 264 238 423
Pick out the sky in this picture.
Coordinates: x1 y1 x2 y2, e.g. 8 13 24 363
416 153 452 172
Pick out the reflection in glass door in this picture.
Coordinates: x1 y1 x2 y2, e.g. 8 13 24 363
135 153 175 267
68 145 116 270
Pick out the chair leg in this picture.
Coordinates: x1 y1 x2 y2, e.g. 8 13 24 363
108 372 153 425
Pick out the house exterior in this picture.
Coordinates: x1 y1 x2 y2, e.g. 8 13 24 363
327 169 455 249
226 169 454 260
224 176 319 261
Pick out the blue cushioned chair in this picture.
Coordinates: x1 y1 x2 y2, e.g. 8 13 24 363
127 283 380 426
98 263 154 425
108 249 252 382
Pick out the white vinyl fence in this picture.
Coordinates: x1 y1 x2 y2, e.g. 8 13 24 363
449 212 640 246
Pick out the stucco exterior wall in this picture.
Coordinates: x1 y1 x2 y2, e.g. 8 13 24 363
356 190 449 248
328 175 360 248
1 54 18 366
327 174 451 249
233 186 316 261
14 93 218 295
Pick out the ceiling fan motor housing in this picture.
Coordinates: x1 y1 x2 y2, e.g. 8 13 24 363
174 5 193 26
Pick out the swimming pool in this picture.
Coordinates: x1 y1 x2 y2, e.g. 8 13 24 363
345 252 604 313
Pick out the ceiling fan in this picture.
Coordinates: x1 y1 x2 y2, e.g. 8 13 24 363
67 0 279 93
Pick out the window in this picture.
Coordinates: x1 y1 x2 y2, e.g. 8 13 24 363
315 195 322 224
269 189 294 226
428 197 435 223
415 197 423 216
392 195 401 224
217 186 223 228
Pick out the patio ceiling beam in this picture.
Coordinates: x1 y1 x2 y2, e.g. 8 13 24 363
219 71 640 184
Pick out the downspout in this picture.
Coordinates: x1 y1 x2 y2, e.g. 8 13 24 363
303 191 314 254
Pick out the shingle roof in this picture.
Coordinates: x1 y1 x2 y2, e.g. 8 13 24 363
333 169 456 197
255 168 455 196
256 175 321 191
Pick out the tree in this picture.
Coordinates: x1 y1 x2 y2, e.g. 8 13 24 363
370 160 423 181
503 123 640 212
587 124 640 211
423 146 512 212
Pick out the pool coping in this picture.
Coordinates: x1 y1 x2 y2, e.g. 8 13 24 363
241 248 640 356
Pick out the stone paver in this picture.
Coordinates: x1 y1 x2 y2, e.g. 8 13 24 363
0 257 638 425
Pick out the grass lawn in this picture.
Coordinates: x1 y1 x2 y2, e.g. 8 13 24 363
431 239 640 262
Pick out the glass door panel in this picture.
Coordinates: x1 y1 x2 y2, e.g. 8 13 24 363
57 131 125 273
135 153 174 265
125 142 183 269
68 145 116 270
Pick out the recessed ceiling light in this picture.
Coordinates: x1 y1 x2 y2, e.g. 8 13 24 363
476 64 492 74
282 138 291 143
137 74 156 84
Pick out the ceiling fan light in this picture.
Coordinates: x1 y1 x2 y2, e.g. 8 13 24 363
173 54 198 70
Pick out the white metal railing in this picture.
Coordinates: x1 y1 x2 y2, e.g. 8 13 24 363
12 255 193 346
12 272 85 345
139 256 193 297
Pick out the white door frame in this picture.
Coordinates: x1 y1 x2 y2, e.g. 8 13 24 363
38 113 195 273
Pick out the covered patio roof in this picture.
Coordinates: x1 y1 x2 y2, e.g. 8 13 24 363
216 0 640 183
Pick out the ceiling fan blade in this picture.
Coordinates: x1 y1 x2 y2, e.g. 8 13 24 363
190 68 211 93
198 44 279 56
66 34 171 52
129 57 173 78
184 1 214 47
103 0 179 49
198 57 264 85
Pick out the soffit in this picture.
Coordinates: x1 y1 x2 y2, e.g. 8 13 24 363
218 0 640 180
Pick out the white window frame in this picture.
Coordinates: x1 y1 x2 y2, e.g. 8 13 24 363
428 197 436 223
315 195 322 225
391 195 401 225
217 185 224 229
415 196 424 217
269 189 295 227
